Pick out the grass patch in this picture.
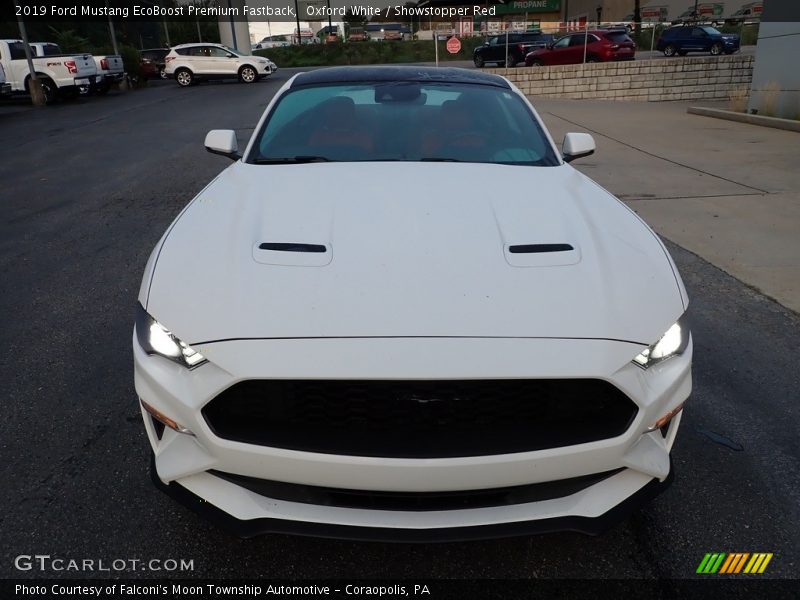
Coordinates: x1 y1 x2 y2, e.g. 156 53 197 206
758 81 782 118
728 87 749 113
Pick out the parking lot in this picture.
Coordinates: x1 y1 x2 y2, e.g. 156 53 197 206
1 72 798 581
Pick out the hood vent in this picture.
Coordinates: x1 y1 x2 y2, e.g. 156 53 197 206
509 243 574 254
504 242 580 268
253 241 332 267
258 242 327 253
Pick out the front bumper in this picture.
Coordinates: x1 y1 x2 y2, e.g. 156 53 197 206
135 335 691 539
152 454 674 541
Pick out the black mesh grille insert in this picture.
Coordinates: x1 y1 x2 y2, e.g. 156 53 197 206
202 379 637 458
209 468 626 512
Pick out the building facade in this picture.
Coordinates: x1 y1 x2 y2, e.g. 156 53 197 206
747 0 800 118
563 0 636 26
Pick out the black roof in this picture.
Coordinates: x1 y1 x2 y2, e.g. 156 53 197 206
291 66 510 89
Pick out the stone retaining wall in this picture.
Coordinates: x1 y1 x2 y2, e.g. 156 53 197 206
487 55 755 101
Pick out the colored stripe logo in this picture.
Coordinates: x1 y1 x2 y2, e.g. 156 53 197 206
697 553 773 574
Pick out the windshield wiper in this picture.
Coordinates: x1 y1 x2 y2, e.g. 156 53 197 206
252 155 334 164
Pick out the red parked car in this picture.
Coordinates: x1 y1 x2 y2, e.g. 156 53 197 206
525 29 636 66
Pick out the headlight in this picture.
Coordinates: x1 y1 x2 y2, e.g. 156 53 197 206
135 303 207 369
633 313 690 369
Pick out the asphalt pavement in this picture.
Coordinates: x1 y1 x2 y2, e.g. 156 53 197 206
0 72 798 582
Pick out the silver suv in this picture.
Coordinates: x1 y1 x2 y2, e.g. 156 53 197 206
164 43 276 87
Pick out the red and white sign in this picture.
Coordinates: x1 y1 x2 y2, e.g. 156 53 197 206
446 36 462 54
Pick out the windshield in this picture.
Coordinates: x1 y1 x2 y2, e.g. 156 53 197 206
248 82 559 166
606 32 632 43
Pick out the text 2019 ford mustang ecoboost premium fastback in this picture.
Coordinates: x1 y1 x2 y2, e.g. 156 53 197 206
134 67 691 541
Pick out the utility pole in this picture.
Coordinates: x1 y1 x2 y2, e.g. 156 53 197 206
326 0 332 33
693 0 700 20
163 19 171 46
196 19 203 42
108 6 126 89
105 0 119 54
294 0 302 44
13 0 45 106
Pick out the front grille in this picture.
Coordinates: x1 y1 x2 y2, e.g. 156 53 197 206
202 379 637 458
209 468 626 512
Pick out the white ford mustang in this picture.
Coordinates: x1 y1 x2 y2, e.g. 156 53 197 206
134 66 691 540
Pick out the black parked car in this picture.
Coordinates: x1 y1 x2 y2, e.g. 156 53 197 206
656 26 740 57
473 32 555 67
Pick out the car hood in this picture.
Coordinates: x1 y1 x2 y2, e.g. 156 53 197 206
144 162 685 345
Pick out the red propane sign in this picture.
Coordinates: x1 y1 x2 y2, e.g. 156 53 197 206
446 36 462 54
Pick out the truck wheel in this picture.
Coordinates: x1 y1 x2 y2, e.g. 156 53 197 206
28 77 57 104
710 42 723 56
159 67 167 79
175 68 193 87
663 44 677 57
239 65 257 83
473 55 485 68
505 56 516 68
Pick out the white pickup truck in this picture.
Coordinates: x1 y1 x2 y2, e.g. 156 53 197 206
29 42 122 95
0 39 99 103
92 54 124 93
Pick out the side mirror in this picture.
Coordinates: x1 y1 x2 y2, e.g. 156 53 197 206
547 41 555 49
562 132 595 163
204 129 240 160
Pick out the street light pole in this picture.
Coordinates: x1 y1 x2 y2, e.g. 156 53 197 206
13 0 45 105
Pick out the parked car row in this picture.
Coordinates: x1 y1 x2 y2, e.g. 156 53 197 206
0 39 280 102
164 43 277 87
473 25 740 68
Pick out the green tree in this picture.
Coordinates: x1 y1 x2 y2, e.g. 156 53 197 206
48 28 91 52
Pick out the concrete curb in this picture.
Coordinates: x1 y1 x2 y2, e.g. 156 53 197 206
687 106 800 132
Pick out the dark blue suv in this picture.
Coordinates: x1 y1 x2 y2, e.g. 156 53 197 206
656 26 740 57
